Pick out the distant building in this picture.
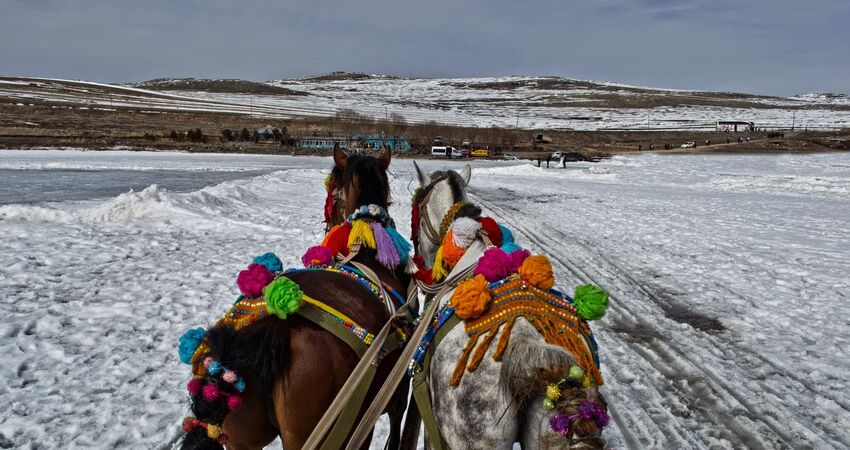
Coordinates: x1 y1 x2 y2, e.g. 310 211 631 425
716 121 755 132
360 135 411 152
257 125 281 143
297 136 349 150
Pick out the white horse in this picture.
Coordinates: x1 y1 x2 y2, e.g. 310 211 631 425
411 162 606 450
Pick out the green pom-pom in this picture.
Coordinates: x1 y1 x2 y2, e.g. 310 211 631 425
568 365 584 380
543 398 555 411
264 276 303 320
573 284 609 320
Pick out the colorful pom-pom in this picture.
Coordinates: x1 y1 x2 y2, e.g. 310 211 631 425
450 274 492 320
202 383 220 401
222 370 237 384
501 242 522 254
568 365 585 380
322 222 351 257
546 384 561 401
182 416 196 433
440 230 466 269
499 224 515 244
508 249 531 274
178 327 206 364
234 378 246 393
202 357 214 368
208 361 223 376
479 217 503 247
236 263 275 297
301 245 332 267
253 252 282 272
227 395 242 411
473 247 513 282
452 217 481 248
573 284 609 321
187 378 204 396
518 255 555 290
543 397 555 411
264 276 303 320
206 424 222 439
550 413 571 436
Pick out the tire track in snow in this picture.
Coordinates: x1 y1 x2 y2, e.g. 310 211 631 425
470 190 842 449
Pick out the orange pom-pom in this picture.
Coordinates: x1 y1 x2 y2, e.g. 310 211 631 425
518 255 555 290
450 274 491 320
321 222 351 257
441 230 466 269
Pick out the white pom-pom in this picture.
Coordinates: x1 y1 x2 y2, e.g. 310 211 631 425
405 258 418 274
452 217 481 248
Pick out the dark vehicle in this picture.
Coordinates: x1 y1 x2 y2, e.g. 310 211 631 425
559 151 590 162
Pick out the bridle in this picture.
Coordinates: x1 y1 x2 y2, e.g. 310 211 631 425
412 173 468 253
323 174 347 233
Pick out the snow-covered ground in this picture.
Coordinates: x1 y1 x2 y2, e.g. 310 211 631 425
1 149 848 449
3 76 850 131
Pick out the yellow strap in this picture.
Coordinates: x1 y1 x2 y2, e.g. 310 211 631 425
301 294 361 329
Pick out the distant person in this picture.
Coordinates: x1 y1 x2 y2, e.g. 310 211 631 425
546 154 551 168
561 155 567 168
649 144 654 150
727 138 730 144
639 144 642 150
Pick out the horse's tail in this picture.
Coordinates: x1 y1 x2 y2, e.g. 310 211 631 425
502 319 606 448
181 318 289 450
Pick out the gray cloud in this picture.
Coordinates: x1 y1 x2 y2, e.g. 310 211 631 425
0 0 847 95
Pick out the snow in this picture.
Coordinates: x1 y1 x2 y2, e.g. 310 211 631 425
1 149 849 449
3 76 850 130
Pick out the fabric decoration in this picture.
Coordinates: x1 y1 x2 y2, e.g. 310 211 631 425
236 263 275 297
384 226 412 265
263 276 303 320
432 245 448 281
501 242 522 254
473 247 514 282
499 224 515 245
301 245 332 267
452 217 481 248
508 249 531 273
178 327 206 364
479 217 503 247
372 222 400 270
518 255 555 290
348 219 377 250
440 230 467 269
321 222 351 257
450 274 492 320
252 252 282 273
573 284 609 320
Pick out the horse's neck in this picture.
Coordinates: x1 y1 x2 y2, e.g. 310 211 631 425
350 251 409 295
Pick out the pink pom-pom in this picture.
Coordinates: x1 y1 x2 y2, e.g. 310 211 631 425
473 248 514 282
202 357 214 368
301 245 333 267
187 378 204 396
222 370 237 383
508 249 531 273
202 383 220 401
236 263 275 297
227 395 242 411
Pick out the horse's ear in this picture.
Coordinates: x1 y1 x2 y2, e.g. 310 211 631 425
414 161 428 188
333 143 348 170
378 146 392 171
460 164 472 186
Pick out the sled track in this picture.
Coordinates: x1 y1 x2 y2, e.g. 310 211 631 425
470 190 847 450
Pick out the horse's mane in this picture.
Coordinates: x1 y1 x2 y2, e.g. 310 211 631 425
343 154 391 208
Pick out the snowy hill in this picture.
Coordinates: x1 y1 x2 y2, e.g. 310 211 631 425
2 74 849 130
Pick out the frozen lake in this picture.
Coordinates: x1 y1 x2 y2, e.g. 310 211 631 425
0 149 848 449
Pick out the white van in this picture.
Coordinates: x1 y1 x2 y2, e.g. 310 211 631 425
431 146 459 159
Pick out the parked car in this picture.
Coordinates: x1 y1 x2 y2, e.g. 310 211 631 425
503 154 518 160
680 141 696 149
471 149 489 157
553 151 588 162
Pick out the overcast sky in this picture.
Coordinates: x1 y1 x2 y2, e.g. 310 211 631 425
1 0 848 95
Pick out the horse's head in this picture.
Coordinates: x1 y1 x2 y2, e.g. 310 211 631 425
324 144 392 230
411 162 478 267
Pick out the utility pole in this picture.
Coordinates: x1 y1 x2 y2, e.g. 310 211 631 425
791 110 796 131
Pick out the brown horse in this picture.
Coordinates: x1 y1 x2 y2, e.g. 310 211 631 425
181 146 411 450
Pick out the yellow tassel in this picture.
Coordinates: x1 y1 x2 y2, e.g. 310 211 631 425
432 245 448 281
348 220 376 250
